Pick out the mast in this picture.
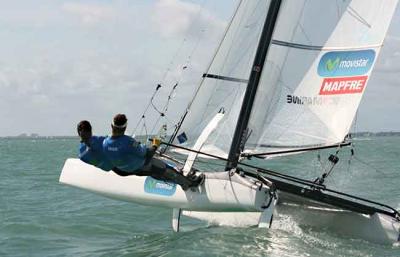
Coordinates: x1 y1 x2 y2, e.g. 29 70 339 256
225 0 282 170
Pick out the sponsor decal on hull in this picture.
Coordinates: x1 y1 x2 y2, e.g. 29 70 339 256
144 177 177 196
318 50 375 77
319 76 368 95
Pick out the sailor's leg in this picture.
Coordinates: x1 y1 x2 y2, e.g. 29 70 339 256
135 162 165 180
111 163 162 181
112 168 134 177
133 158 186 184
150 158 204 190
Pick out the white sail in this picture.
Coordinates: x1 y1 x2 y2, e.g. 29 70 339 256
174 0 271 157
173 0 398 158
244 0 399 155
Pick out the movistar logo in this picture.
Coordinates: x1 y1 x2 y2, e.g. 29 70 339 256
325 57 340 72
147 179 158 189
318 50 376 77
144 177 176 196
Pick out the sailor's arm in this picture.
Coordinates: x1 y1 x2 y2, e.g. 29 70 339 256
128 138 147 157
78 143 89 159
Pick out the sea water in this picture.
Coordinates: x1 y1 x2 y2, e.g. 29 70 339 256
1 136 399 257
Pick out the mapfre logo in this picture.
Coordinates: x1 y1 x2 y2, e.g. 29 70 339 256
319 76 368 95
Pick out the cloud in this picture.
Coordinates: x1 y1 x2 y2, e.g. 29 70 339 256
367 30 400 98
374 36 400 75
0 3 56 24
149 0 228 85
31 94 51 106
152 0 194 37
1 1 397 136
152 0 226 39
357 21 400 132
62 2 116 25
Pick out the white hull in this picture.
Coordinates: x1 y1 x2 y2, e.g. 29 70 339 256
277 201 400 245
59 158 274 212
182 192 400 245
59 159 399 244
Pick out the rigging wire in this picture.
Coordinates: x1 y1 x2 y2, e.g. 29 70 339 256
166 0 245 149
313 143 347 185
347 6 371 28
341 102 388 178
133 0 211 139
149 0 214 136
136 115 149 139
132 84 162 137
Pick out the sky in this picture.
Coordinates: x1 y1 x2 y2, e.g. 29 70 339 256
0 0 399 137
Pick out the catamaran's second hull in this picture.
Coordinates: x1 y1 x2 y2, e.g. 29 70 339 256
182 191 400 245
275 198 400 245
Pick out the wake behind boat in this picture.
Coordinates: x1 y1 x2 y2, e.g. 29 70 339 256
60 0 400 244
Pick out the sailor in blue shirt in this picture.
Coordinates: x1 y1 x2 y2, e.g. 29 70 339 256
102 132 147 172
77 120 113 171
103 114 204 190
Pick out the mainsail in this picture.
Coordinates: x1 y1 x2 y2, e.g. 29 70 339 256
173 0 399 160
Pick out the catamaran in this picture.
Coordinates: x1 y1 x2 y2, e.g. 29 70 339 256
60 0 400 244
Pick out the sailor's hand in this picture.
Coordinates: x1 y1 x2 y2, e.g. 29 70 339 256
152 137 161 148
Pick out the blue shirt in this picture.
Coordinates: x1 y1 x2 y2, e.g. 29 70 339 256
103 135 147 172
79 136 113 171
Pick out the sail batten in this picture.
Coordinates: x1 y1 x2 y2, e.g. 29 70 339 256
243 141 351 158
202 73 249 83
272 40 383 51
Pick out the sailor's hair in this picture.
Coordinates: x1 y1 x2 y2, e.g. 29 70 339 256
77 120 92 134
112 114 128 129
